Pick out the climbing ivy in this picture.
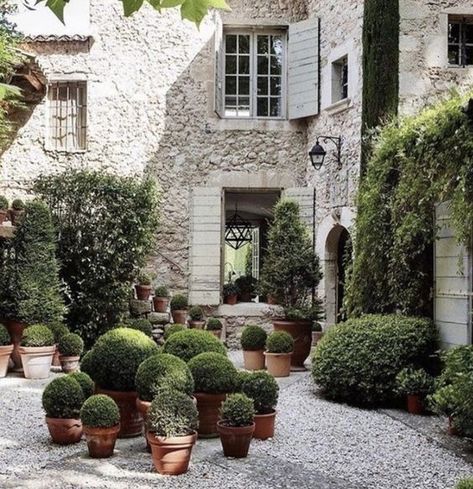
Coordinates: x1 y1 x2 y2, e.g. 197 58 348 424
346 92 473 317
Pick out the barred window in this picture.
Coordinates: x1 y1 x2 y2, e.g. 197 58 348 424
448 15 473 67
48 81 87 151
332 56 348 103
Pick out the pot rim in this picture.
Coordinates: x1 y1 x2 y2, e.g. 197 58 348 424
59 355 80 361
95 387 138 398
0 344 14 353
45 416 82 424
272 318 313 326
254 409 277 418
217 421 256 435
83 423 120 435
136 284 152 289
154 296 169 300
193 392 227 400
264 351 293 357
147 430 197 446
243 348 265 353
19 345 56 354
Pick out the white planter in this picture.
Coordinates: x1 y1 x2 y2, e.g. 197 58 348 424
19 346 55 379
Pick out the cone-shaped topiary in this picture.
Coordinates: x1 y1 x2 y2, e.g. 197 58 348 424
220 393 255 427
69 371 94 399
80 394 120 428
21 325 54 347
241 325 267 351
266 331 294 354
42 376 84 419
163 323 186 340
59 333 84 357
163 329 226 362
0 324 11 345
241 371 279 414
188 352 237 394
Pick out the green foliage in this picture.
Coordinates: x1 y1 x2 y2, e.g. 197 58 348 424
58 333 84 357
154 286 169 297
395 367 434 396
69 371 94 399
80 350 93 377
42 376 84 419
235 275 257 295
429 384 458 418
266 331 294 354
80 394 120 428
88 328 159 391
456 479 473 489
241 325 267 351
163 323 186 340
48 322 70 344
147 388 198 437
312 315 438 406
135 353 194 402
11 199 24 210
0 323 10 345
170 294 188 311
436 346 473 387
163 329 226 362
223 282 239 296
220 393 255 427
0 196 8 210
241 371 279 414
33 170 160 347
136 271 152 285
122 318 153 337
21 324 54 347
206 318 222 331
188 352 237 394
235 370 253 391
189 305 204 321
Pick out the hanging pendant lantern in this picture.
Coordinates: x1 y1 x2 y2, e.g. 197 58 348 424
225 205 253 250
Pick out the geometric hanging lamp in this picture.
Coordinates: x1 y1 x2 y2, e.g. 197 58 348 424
225 204 253 250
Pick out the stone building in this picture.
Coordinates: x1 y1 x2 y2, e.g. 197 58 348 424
2 0 472 345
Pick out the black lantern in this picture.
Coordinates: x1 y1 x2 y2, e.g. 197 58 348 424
309 141 326 170
225 206 253 250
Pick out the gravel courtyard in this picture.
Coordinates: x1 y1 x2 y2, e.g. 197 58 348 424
1 354 472 489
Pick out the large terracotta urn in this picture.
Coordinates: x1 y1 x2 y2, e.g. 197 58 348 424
4 319 26 370
272 319 312 371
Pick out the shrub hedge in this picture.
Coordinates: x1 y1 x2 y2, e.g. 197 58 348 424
241 371 279 414
21 325 55 347
188 352 237 394
241 325 267 351
80 394 120 428
59 333 84 357
220 393 255 427
42 376 84 419
0 324 10 345
163 329 226 362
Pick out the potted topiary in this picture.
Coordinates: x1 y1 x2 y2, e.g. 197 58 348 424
81 394 121 458
69 371 95 399
235 275 258 303
170 294 188 324
312 322 324 346
58 332 84 373
42 375 84 444
9 198 25 226
223 282 239 305
0 196 8 224
206 318 223 340
396 367 434 415
147 388 199 476
241 325 267 371
49 322 70 368
0 323 13 377
163 323 186 340
241 371 279 439
217 393 255 458
264 331 294 378
79 350 94 377
429 383 459 435
188 305 205 329
135 271 153 301
153 285 170 313
19 325 56 379
188 352 238 437
163 328 226 362
86 328 159 437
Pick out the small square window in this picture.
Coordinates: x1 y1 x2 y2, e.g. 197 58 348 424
331 56 348 104
448 15 473 67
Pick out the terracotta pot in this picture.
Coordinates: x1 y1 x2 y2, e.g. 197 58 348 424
19 345 55 379
243 350 265 371
0 344 14 377
59 355 80 374
136 398 152 452
46 417 82 445
153 296 169 313
95 387 143 438
4 319 26 370
448 416 459 436
189 320 205 329
52 344 61 367
264 352 292 378
254 410 276 440
239 292 252 303
209 329 222 340
9 208 24 226
217 421 255 458
172 310 188 325
267 295 277 305
194 392 226 438
147 431 197 476
83 424 120 458
312 331 324 346
135 284 152 301
224 294 238 305
273 319 312 370
0 209 7 225
406 394 424 415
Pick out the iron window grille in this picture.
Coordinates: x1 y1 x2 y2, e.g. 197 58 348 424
448 16 473 67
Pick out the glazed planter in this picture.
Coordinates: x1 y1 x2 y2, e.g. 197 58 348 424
194 392 226 438
19 345 55 379
0 209 7 225
147 431 197 476
264 352 292 378
254 410 276 440
0 344 14 377
224 294 238 305
83 424 120 458
4 319 26 370
312 331 324 346
406 394 424 415
135 284 152 301
136 398 152 452
52 345 61 368
95 387 143 438
189 320 205 329
172 310 188 325
59 355 80 374
46 417 82 445
273 319 312 371
243 350 265 371
217 421 255 458
153 296 169 313
209 329 222 340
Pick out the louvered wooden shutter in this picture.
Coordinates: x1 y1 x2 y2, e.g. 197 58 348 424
214 17 224 118
283 187 314 228
288 18 320 120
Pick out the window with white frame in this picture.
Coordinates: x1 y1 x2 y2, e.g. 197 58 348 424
448 15 473 66
331 56 348 104
48 81 87 151
223 30 286 119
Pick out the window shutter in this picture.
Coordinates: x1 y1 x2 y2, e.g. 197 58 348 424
214 17 224 118
283 187 314 228
288 18 320 120
189 187 223 305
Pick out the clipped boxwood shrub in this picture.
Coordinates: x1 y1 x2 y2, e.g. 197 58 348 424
80 394 120 428
0 195 8 210
206 318 222 331
241 325 267 351
0 324 11 346
312 314 438 405
189 305 204 321
155 285 169 297
42 376 84 419
163 329 226 362
88 328 159 391
69 371 94 399
48 322 70 344
122 318 153 337
80 350 93 376
266 331 294 354
241 371 279 414
21 325 54 347
170 294 188 311
457 479 473 489
163 323 186 340
135 353 194 401
188 352 237 394
58 333 84 357
220 393 255 427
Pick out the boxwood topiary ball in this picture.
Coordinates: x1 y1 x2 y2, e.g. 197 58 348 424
80 350 93 377
266 331 294 354
0 324 11 346
163 329 226 362
21 324 55 347
80 394 120 428
59 333 84 357
88 328 159 392
206 318 222 331
135 353 194 401
220 393 255 427
241 371 279 414
69 371 94 399
241 325 267 351
188 352 237 394
163 323 186 341
48 323 70 344
121 318 153 337
42 376 84 419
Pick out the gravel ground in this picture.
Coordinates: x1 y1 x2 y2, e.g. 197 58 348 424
0 354 472 489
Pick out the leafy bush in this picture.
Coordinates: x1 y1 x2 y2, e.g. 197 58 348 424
235 370 253 391
147 388 198 437
188 352 237 394
135 353 194 401
122 318 153 337
21 325 54 347
12 198 25 210
235 275 257 295
80 350 93 377
163 329 226 362
58 333 84 357
189 305 204 321
206 318 222 331
266 331 294 354
48 322 70 344
429 384 459 418
0 196 8 210
136 271 152 286
241 325 267 351
163 323 186 340
220 393 255 427
312 314 438 405
155 286 169 297
0 324 11 345
88 328 159 391
33 170 160 347
80 394 120 428
436 346 473 387
241 371 279 414
395 368 434 396
456 479 473 489
170 294 188 311
223 282 238 296
69 371 94 399
42 376 84 419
